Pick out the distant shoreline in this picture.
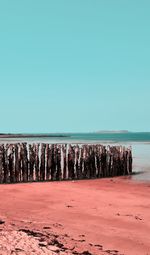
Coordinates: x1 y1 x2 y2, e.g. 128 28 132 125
0 134 70 138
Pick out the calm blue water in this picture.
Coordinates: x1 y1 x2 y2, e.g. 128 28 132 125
1 132 150 143
66 132 150 142
0 132 150 181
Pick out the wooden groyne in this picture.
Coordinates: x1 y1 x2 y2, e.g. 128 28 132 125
0 143 132 184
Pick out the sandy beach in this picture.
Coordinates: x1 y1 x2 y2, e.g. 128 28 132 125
0 178 150 255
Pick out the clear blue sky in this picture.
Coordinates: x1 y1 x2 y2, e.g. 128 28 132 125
0 0 149 133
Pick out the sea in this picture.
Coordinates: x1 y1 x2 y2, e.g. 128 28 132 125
0 132 150 182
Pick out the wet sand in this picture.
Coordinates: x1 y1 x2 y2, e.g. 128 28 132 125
0 178 150 255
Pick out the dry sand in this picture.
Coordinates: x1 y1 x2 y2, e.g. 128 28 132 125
0 178 150 255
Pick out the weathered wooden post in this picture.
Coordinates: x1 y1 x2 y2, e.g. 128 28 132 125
55 145 61 180
112 147 118 177
74 145 78 179
0 145 4 183
46 144 51 181
101 146 106 177
82 145 86 178
35 143 40 181
40 143 46 181
3 144 9 183
20 143 28 182
129 147 132 174
79 146 83 179
8 145 15 183
123 147 128 175
93 145 97 178
29 144 35 181
50 144 54 180
68 145 75 179
61 144 67 179
88 145 96 178
15 144 21 182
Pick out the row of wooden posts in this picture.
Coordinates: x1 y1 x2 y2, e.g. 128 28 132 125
0 143 132 184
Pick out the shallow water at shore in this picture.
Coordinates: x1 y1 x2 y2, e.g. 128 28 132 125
131 143 150 181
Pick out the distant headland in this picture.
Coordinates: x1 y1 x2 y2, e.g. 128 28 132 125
95 130 129 134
